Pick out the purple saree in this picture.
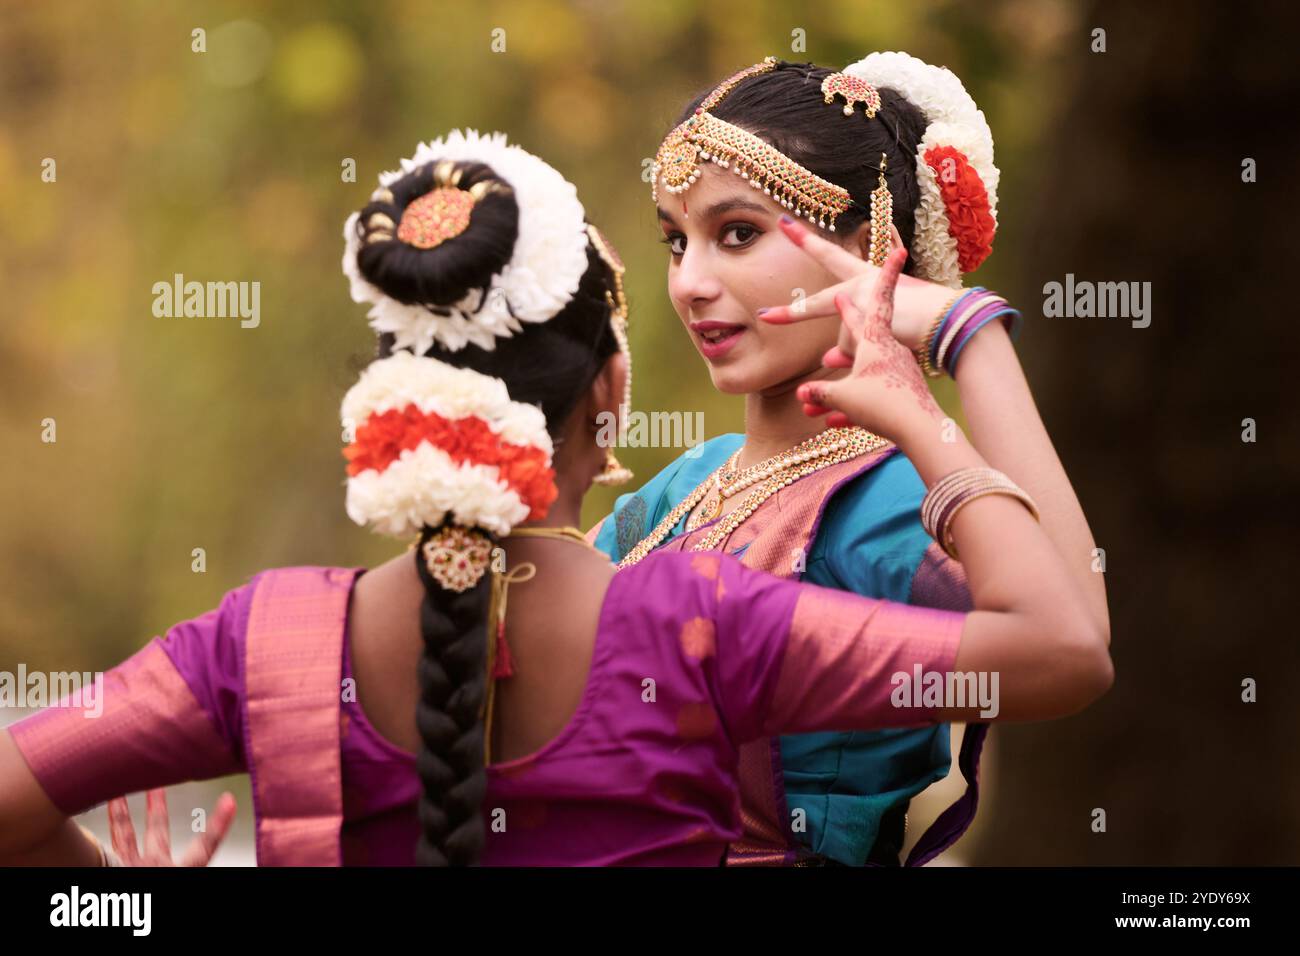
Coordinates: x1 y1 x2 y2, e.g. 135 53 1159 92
8 550 964 866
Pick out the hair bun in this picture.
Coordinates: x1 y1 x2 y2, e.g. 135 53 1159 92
342 129 591 355
353 159 520 319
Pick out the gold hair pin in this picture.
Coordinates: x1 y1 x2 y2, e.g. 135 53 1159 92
821 72 882 118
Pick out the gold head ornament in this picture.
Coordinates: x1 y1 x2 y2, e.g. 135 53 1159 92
650 57 886 236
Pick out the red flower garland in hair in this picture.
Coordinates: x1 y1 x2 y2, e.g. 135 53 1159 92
343 404 558 519
923 145 995 273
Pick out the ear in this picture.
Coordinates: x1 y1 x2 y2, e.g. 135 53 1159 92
586 350 629 427
843 219 872 260
845 221 903 262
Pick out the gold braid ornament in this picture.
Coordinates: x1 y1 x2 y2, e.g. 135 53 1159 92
365 160 510 250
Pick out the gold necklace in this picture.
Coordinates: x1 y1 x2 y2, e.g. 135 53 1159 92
686 427 872 532
688 450 741 530
505 526 593 548
721 427 869 491
621 427 887 567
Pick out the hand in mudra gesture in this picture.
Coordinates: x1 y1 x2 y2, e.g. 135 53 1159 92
106 788 237 866
758 216 940 355
761 225 944 442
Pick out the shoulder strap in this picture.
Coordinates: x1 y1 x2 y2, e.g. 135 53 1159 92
244 566 357 866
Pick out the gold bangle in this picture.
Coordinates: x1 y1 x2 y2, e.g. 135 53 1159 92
920 466 1006 534
921 466 1040 559
940 486 1041 560
78 823 124 866
935 293 989 375
915 290 965 379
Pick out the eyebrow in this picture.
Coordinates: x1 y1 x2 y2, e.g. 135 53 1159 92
656 197 772 225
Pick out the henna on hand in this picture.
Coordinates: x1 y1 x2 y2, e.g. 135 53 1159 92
845 251 946 422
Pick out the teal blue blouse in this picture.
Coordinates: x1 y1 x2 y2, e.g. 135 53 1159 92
592 434 951 865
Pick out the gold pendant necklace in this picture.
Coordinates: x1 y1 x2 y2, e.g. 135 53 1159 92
683 427 872 534
695 485 723 526
685 450 739 532
622 427 887 567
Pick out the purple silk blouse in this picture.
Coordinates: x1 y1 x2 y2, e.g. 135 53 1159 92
8 550 965 866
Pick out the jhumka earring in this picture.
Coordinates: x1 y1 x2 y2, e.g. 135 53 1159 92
868 152 893 267
587 224 634 486
820 71 891 265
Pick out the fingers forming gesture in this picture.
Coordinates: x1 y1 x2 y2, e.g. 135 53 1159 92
788 244 943 440
758 217 933 354
107 788 236 866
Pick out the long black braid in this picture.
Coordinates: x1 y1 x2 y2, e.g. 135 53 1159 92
411 521 492 866
349 154 620 866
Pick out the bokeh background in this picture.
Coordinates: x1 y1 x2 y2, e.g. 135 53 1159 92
2 0 1296 865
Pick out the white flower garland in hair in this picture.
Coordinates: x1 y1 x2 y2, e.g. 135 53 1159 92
341 351 555 538
340 350 553 450
344 446 530 539
844 52 1000 288
342 129 590 355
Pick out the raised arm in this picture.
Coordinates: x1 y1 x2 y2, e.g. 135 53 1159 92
0 729 101 864
786 244 1112 725
761 216 1111 646
908 287 1110 646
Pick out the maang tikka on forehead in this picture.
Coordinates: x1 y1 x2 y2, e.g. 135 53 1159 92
650 57 886 240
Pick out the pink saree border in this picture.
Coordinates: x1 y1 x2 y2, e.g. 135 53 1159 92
243 566 361 866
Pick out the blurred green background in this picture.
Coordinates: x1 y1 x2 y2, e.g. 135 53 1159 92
3 1 1295 865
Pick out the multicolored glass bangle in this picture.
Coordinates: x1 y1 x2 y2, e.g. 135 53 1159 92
936 290 996 372
917 288 1024 379
940 298 1007 369
948 303 1022 375
929 287 984 371
916 289 968 378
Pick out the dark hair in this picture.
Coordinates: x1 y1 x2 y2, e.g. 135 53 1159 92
672 59 929 274
351 157 620 866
